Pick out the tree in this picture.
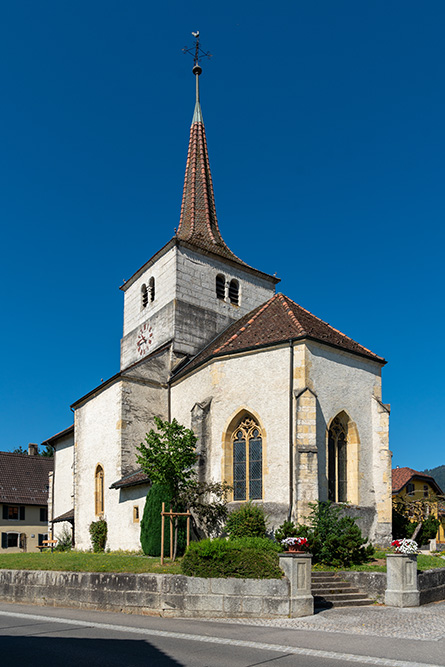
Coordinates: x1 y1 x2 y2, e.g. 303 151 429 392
392 493 443 544
137 417 231 559
41 444 54 457
136 417 197 560
12 445 26 454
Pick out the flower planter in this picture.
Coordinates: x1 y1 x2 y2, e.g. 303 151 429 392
385 553 419 607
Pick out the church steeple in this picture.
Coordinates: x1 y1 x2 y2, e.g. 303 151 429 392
177 52 244 265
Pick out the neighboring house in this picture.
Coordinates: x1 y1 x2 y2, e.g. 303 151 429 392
392 466 445 543
50 61 393 551
42 426 75 545
0 446 53 552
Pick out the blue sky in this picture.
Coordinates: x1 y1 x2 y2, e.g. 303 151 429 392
0 1 444 471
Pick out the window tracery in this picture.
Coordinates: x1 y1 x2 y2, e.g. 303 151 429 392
232 417 262 500
328 416 347 502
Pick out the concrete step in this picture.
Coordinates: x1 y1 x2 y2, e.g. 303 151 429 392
311 571 374 608
311 582 355 591
315 597 373 609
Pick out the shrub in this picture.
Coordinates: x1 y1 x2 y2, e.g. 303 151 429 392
54 527 73 552
292 502 374 568
181 537 282 578
274 520 299 543
89 519 107 553
225 502 267 539
141 484 173 557
406 516 440 546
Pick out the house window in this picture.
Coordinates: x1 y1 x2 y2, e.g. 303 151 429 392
149 277 155 302
216 274 225 300
328 416 347 502
232 417 263 501
229 279 239 305
38 534 48 546
95 465 105 516
1 532 19 549
141 284 148 308
40 507 48 522
133 506 139 523
423 485 429 498
406 483 415 496
2 505 25 521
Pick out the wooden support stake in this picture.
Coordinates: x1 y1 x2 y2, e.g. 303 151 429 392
161 502 165 565
187 514 190 547
170 505 173 560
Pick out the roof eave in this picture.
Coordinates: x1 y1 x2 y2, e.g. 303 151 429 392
172 334 386 383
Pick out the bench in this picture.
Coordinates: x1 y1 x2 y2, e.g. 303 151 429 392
36 539 58 552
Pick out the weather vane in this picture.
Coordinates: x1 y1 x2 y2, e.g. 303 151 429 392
182 31 212 69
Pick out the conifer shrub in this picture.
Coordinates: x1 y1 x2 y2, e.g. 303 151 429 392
181 537 282 579
225 502 267 539
275 502 374 568
89 519 107 553
140 483 186 557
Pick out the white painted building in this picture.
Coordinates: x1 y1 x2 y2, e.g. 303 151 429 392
48 62 392 550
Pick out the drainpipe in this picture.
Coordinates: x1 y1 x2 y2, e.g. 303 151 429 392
168 380 171 422
288 339 294 521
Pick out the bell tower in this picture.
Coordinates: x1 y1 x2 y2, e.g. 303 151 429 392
120 35 279 371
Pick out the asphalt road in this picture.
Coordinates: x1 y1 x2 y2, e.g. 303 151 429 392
0 601 445 667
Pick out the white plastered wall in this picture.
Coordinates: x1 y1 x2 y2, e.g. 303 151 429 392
52 432 74 540
74 381 123 550
171 346 291 515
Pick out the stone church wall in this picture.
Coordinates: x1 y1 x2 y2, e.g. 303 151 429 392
51 432 74 540
304 342 391 543
171 345 292 531
74 381 123 551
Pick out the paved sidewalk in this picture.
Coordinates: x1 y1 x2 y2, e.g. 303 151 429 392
206 601 445 641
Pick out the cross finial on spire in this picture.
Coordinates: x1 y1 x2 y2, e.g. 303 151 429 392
182 31 212 74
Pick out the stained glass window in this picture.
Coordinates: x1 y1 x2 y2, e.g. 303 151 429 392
232 418 262 501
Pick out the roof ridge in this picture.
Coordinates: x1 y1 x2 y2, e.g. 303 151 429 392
276 293 305 335
213 295 280 355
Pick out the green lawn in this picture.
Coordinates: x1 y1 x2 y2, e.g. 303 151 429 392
312 551 445 573
0 550 443 576
0 551 182 574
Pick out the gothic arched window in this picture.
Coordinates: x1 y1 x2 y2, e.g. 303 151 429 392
149 276 155 302
229 279 239 305
141 284 148 308
95 465 104 516
328 416 347 502
216 274 225 300
232 417 263 501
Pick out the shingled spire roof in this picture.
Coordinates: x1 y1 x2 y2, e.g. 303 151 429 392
176 63 246 266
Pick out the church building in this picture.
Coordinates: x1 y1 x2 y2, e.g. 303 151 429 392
48 59 392 550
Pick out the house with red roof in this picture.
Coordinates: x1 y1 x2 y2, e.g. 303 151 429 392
0 446 53 552
50 59 392 550
392 467 445 543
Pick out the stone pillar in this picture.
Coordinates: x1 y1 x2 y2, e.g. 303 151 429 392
279 553 314 617
385 554 419 607
191 398 212 483
294 388 318 524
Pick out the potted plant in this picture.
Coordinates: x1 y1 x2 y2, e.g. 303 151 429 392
391 538 418 554
281 536 308 553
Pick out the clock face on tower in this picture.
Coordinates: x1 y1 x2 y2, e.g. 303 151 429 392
136 322 153 357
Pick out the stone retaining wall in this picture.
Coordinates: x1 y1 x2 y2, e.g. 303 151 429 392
0 569 290 618
339 570 387 602
418 567 445 605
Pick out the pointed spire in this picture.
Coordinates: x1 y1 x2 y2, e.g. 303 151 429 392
177 59 245 265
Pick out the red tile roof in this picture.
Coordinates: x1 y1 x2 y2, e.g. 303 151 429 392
0 451 53 505
392 467 443 495
174 293 385 379
52 508 74 523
